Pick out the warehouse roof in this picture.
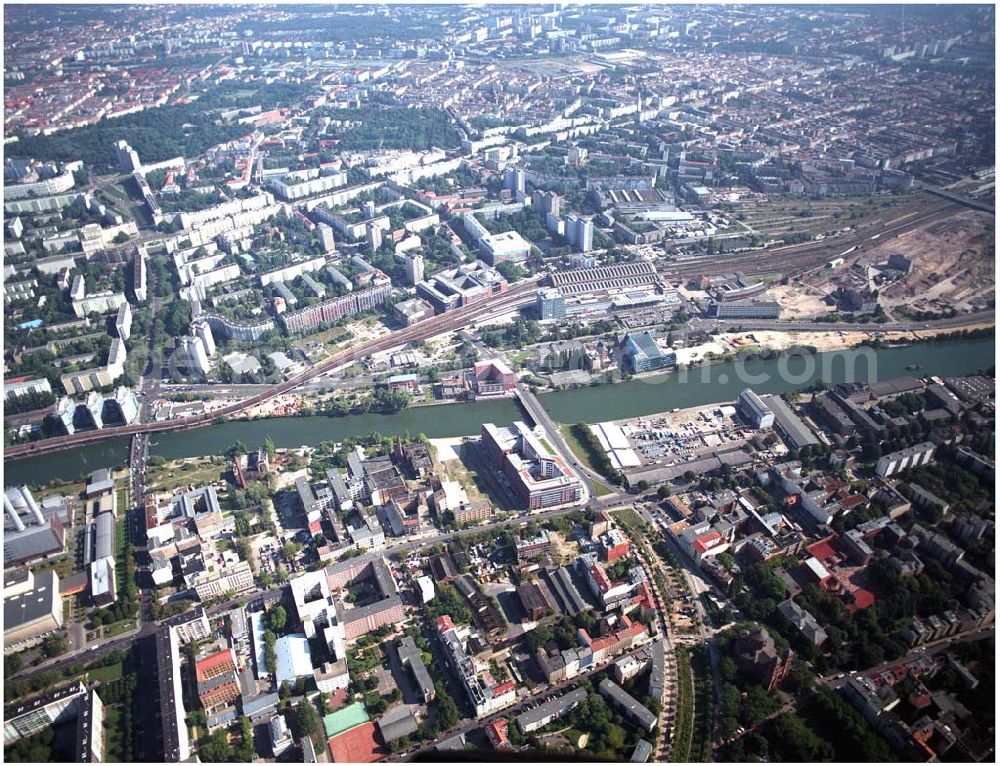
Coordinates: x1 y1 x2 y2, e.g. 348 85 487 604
94 511 115 562
761 394 819 448
4 569 60 630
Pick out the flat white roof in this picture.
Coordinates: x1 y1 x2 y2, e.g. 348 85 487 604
275 634 313 684
804 557 830 581
612 448 642 468
598 422 632 451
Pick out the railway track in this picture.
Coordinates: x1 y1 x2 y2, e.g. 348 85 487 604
3 198 980 461
5 283 539 460
661 199 963 279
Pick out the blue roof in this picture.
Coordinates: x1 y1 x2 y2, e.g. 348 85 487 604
206 707 238 728
17 319 44 330
625 331 663 361
242 692 279 717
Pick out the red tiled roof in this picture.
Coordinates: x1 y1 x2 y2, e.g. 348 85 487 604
327 723 385 763
195 649 235 682
806 537 838 562
486 718 509 746
693 531 722 553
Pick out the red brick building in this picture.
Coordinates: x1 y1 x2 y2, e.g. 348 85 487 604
195 649 240 711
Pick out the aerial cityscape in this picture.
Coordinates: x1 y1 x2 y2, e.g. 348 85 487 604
1 3 995 764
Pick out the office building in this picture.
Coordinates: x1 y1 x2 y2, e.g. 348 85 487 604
4 569 63 649
90 511 117 606
470 358 517 397
416 260 508 314
536 288 566 320
481 421 583 510
480 230 531 266
4 682 86 746
619 331 675 374
338 597 405 642
760 394 820 449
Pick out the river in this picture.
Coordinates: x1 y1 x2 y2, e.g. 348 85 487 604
5 337 993 486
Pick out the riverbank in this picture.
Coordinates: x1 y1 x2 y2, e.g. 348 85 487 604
5 335 993 487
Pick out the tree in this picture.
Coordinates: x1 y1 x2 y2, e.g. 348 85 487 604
163 300 192 337
266 605 287 632
765 712 835 761
4 653 23 676
264 435 276 460
235 717 255 762
524 625 554 652
297 699 320 741
264 630 278 675
200 728 232 762
496 261 526 282
433 683 459 729
226 440 248 460
40 633 67 658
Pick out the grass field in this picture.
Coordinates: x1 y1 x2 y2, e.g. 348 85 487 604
147 456 227 493
115 486 129 517
558 424 602 475
103 706 125 762
115 521 128 592
88 661 123 683
102 619 136 639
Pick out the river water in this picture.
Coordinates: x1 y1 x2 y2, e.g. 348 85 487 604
5 337 993 486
